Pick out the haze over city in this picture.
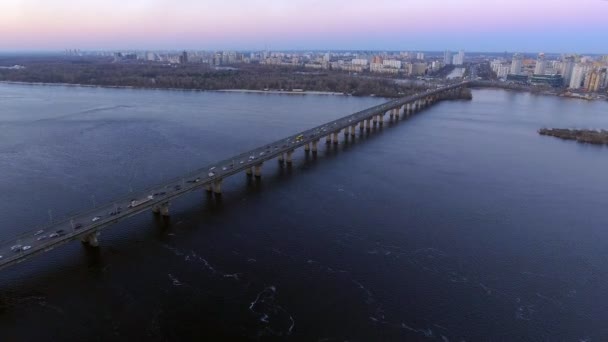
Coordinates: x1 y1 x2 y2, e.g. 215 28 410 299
2 0 608 52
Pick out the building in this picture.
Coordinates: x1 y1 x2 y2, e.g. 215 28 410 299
352 58 368 66
416 52 425 60
569 64 587 89
179 51 188 64
530 74 563 87
443 51 452 65
561 56 575 86
584 69 605 92
534 53 546 75
510 53 523 75
452 50 465 65
383 59 402 69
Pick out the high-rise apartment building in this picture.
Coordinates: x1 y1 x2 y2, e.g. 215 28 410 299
561 56 575 86
534 53 546 75
510 54 523 75
452 50 465 65
569 64 587 89
443 51 452 65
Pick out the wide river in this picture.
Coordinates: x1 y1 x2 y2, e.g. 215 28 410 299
1 83 607 341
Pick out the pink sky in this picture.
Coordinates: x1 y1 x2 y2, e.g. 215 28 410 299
1 0 607 52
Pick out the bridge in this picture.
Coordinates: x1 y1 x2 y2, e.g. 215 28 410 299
0 82 471 271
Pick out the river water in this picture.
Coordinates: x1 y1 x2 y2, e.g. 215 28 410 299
1 83 607 341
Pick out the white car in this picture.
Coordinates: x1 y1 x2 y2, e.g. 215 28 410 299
222 167 227 171
22 246 31 251
34 229 44 236
92 216 101 222
49 233 59 238
10 245 23 252
208 172 215 177
37 235 47 241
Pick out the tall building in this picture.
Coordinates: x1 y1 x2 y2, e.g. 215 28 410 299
452 50 465 65
443 51 452 65
561 56 575 86
179 51 188 64
569 64 587 89
416 52 425 60
510 53 523 75
534 53 546 75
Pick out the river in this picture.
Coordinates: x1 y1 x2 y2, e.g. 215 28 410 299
1 83 607 341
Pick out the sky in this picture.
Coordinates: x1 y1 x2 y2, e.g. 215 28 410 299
1 0 607 53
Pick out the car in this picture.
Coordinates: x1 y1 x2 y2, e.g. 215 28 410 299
22 246 31 251
259 152 265 156
209 167 216 171
34 229 44 236
49 233 59 238
208 172 215 177
10 245 23 252
239 161 244 164
0 256 3 259
37 235 47 241
56 229 65 234
74 223 83 229
92 216 101 222
222 167 227 171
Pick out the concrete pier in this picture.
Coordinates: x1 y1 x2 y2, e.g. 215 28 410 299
333 132 339 144
286 150 294 164
254 164 262 178
312 140 318 152
350 125 356 136
81 231 99 247
213 180 222 194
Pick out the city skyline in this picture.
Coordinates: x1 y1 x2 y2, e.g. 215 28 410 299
2 0 608 53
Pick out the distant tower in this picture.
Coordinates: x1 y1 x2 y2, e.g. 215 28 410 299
561 56 575 86
510 53 523 75
534 53 546 75
443 50 452 65
179 51 188 64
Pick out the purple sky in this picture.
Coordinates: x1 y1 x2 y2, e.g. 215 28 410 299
1 0 607 53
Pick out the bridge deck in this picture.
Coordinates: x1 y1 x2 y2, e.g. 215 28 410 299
0 82 468 271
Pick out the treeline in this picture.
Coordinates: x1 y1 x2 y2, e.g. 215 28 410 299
0 57 426 97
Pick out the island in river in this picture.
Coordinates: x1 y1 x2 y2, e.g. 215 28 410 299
538 128 608 145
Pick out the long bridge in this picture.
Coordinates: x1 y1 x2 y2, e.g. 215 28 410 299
0 82 471 271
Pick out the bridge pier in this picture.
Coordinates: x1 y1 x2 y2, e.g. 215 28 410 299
372 116 377 126
205 184 212 192
364 119 369 131
379 113 384 125
325 135 331 144
343 128 349 138
278 153 284 162
246 167 253 176
359 121 364 131
81 231 100 247
254 164 262 178
312 140 318 152
350 125 356 136
286 150 294 164
332 132 339 144
304 143 310 151
213 179 223 194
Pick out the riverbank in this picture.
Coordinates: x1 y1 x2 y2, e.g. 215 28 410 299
215 89 346 96
538 128 608 145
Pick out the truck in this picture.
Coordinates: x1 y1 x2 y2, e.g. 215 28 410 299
128 195 154 208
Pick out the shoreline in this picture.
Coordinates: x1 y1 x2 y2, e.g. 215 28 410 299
215 89 346 96
0 81 347 96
